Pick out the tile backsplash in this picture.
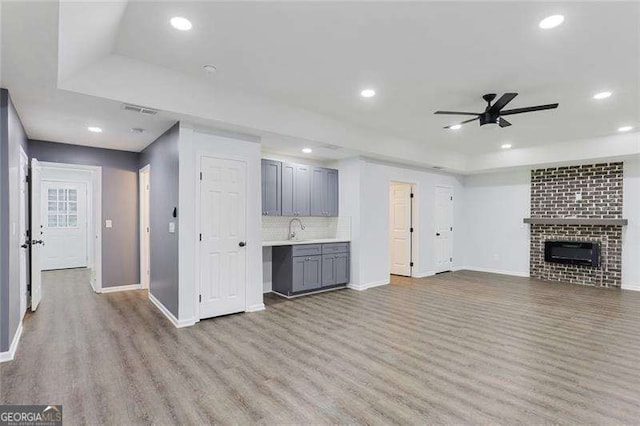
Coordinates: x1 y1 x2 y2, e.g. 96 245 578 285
262 216 351 242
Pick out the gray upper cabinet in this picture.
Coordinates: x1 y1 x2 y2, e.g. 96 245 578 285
310 167 339 217
262 158 338 217
282 163 311 216
262 159 281 216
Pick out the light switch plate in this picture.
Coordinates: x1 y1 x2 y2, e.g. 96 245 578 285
575 193 582 201
105 220 113 228
169 222 175 233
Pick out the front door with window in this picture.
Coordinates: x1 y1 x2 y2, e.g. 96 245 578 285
42 181 88 270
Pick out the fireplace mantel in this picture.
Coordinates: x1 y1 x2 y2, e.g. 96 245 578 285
523 218 628 226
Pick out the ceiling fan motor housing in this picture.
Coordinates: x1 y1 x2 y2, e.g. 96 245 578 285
479 112 500 126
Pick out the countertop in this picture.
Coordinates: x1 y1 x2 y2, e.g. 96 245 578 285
262 238 350 247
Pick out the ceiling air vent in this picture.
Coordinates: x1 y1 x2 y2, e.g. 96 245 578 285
122 103 159 116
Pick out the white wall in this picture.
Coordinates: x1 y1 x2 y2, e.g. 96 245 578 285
460 163 640 288
338 158 464 289
178 125 264 323
460 170 531 276
622 159 640 290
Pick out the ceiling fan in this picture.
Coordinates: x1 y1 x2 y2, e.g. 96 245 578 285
434 93 558 129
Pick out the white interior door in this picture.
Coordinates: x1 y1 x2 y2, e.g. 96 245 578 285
389 183 412 276
435 186 453 273
41 181 88 270
199 156 247 319
19 149 29 315
30 158 43 311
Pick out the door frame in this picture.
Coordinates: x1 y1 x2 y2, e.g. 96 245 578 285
434 184 454 273
139 165 151 289
38 161 102 291
389 181 417 277
19 147 29 316
194 152 249 321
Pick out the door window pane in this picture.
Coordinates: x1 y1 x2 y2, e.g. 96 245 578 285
57 215 67 227
48 189 57 200
47 187 80 228
68 215 78 227
68 189 77 201
48 215 57 227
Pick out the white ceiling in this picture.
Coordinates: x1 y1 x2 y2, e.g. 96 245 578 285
1 1 639 172
114 1 639 154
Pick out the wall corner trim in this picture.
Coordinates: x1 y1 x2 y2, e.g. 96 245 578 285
0 321 23 363
246 303 266 313
98 284 142 294
148 292 196 328
347 279 390 291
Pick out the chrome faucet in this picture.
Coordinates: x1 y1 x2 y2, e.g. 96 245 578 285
288 218 306 240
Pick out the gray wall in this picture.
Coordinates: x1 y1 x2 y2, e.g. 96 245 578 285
139 123 180 317
0 88 29 352
28 140 140 288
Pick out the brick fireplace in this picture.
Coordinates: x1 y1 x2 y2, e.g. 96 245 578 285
528 162 625 287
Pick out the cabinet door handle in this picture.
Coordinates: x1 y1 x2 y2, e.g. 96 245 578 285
239 241 246 247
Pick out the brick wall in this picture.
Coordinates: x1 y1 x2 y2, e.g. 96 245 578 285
529 162 623 287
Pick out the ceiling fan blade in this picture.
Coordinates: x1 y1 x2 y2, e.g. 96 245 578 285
434 111 480 116
500 103 559 116
444 117 479 129
488 93 518 113
499 117 512 128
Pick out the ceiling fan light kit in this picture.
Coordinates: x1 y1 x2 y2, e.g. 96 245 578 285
435 93 559 129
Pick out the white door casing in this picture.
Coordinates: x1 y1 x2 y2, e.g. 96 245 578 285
41 181 88 270
30 158 43 311
435 185 453 273
389 182 413 276
139 166 151 289
199 156 247 319
19 148 28 315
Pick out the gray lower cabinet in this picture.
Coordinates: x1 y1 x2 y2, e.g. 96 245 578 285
292 255 322 292
272 242 350 297
282 163 310 216
262 159 281 216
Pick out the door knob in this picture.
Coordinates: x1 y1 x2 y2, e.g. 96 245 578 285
239 241 246 247
21 241 30 249
436 233 441 236
33 240 44 245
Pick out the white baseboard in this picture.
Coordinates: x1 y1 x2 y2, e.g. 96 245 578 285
621 283 640 292
148 292 196 328
413 271 435 278
0 321 23 363
348 279 390 291
99 283 142 293
458 266 530 278
246 303 266 312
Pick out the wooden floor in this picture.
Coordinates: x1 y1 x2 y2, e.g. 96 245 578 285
2 269 640 424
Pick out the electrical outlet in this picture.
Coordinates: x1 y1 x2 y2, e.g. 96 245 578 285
575 193 582 201
105 220 113 228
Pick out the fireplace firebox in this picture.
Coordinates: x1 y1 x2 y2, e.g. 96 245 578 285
544 241 600 267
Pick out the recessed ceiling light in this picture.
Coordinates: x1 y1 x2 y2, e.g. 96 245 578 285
170 17 192 31
501 143 512 149
87 126 102 133
203 65 217 73
539 14 564 29
360 89 376 98
302 148 313 154
449 124 462 130
618 126 633 132
130 127 145 134
593 91 612 100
